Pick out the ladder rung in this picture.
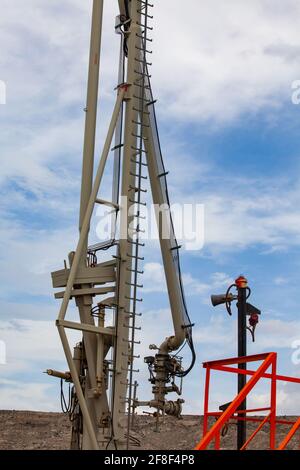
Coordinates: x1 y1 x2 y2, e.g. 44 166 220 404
135 46 152 54
137 22 153 31
139 12 154 19
130 340 141 345
121 367 140 372
134 58 152 66
130 171 147 179
122 353 141 359
131 146 147 153
136 33 153 42
132 120 150 128
125 296 143 302
158 171 169 178
126 281 143 288
132 133 148 141
129 185 147 193
146 99 157 107
134 70 152 78
129 199 147 206
111 143 124 151
134 82 150 89
132 106 150 115
95 198 119 210
131 158 148 166
123 324 142 330
124 312 142 318
131 155 147 163
137 0 154 6
127 253 144 260
122 338 141 344
127 239 145 247
133 94 151 103
171 245 182 251
132 227 146 234
125 315 142 321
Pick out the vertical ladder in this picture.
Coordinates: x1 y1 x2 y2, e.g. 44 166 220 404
125 0 154 448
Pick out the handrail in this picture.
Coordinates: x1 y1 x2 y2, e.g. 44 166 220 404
195 352 277 450
240 413 271 450
196 351 300 451
278 417 300 450
212 364 300 385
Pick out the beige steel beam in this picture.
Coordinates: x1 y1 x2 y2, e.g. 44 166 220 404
75 1 105 448
79 0 104 247
57 87 126 323
57 319 115 337
54 286 115 299
111 0 141 449
118 0 127 17
57 325 99 449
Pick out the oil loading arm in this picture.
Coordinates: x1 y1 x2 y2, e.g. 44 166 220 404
122 4 196 416
134 80 196 418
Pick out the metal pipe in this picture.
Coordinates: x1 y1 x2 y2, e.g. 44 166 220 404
111 17 125 239
269 355 277 449
96 308 105 393
46 369 71 381
237 281 247 449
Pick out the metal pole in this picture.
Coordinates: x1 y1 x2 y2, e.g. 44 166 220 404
111 17 125 239
79 0 104 255
236 276 247 449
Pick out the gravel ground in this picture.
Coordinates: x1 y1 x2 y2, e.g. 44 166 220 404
0 411 299 450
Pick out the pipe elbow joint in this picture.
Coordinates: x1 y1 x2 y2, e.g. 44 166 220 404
159 332 185 354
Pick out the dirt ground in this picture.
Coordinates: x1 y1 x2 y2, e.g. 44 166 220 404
0 411 299 450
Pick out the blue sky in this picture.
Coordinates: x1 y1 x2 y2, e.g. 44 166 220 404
1 0 300 416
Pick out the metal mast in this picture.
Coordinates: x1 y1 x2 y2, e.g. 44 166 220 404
49 0 195 450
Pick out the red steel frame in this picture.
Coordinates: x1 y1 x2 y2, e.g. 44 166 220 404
195 352 300 450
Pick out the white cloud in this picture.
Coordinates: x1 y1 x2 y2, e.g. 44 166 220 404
0 318 80 375
183 271 233 298
0 222 77 300
153 0 300 124
143 263 233 301
274 277 289 286
183 179 300 253
0 379 58 411
257 319 300 350
193 315 300 351
143 262 166 293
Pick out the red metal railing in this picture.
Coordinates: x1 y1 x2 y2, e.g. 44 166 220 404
195 352 300 450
